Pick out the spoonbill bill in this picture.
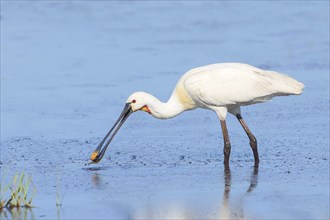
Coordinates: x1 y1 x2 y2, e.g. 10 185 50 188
90 63 304 169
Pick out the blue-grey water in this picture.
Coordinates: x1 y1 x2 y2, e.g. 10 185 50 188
1 1 329 219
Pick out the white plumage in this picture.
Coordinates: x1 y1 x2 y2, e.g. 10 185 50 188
91 63 304 169
128 63 304 120
185 63 303 105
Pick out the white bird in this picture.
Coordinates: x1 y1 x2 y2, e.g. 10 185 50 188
90 63 304 170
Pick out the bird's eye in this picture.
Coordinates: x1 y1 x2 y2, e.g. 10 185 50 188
132 99 136 103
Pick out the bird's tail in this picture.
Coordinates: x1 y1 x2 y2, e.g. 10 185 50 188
267 71 304 95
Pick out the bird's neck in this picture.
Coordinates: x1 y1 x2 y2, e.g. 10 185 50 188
147 93 188 119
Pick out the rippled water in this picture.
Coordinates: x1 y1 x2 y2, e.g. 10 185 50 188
1 1 329 219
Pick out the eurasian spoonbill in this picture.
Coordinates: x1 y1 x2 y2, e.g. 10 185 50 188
90 63 304 170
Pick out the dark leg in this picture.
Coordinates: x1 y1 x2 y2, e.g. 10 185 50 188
236 114 259 165
220 120 231 171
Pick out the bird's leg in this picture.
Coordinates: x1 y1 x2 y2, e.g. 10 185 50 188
236 114 259 165
220 120 231 171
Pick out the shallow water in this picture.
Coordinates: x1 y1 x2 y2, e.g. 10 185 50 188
1 1 329 219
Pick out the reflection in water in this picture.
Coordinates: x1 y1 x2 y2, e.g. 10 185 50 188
133 165 260 219
220 169 232 219
85 167 107 189
86 166 260 219
0 208 35 220
91 172 102 188
246 165 259 193
220 165 259 219
57 206 61 220
90 172 111 190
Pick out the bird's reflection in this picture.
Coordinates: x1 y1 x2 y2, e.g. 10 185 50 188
91 172 104 189
221 165 259 219
86 165 260 219
246 164 259 193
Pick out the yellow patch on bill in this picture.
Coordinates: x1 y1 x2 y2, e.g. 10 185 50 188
90 151 98 161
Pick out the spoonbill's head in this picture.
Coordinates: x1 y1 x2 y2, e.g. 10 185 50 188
89 92 153 163
126 91 152 114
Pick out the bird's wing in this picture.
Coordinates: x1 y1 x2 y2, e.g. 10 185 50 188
183 65 283 107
